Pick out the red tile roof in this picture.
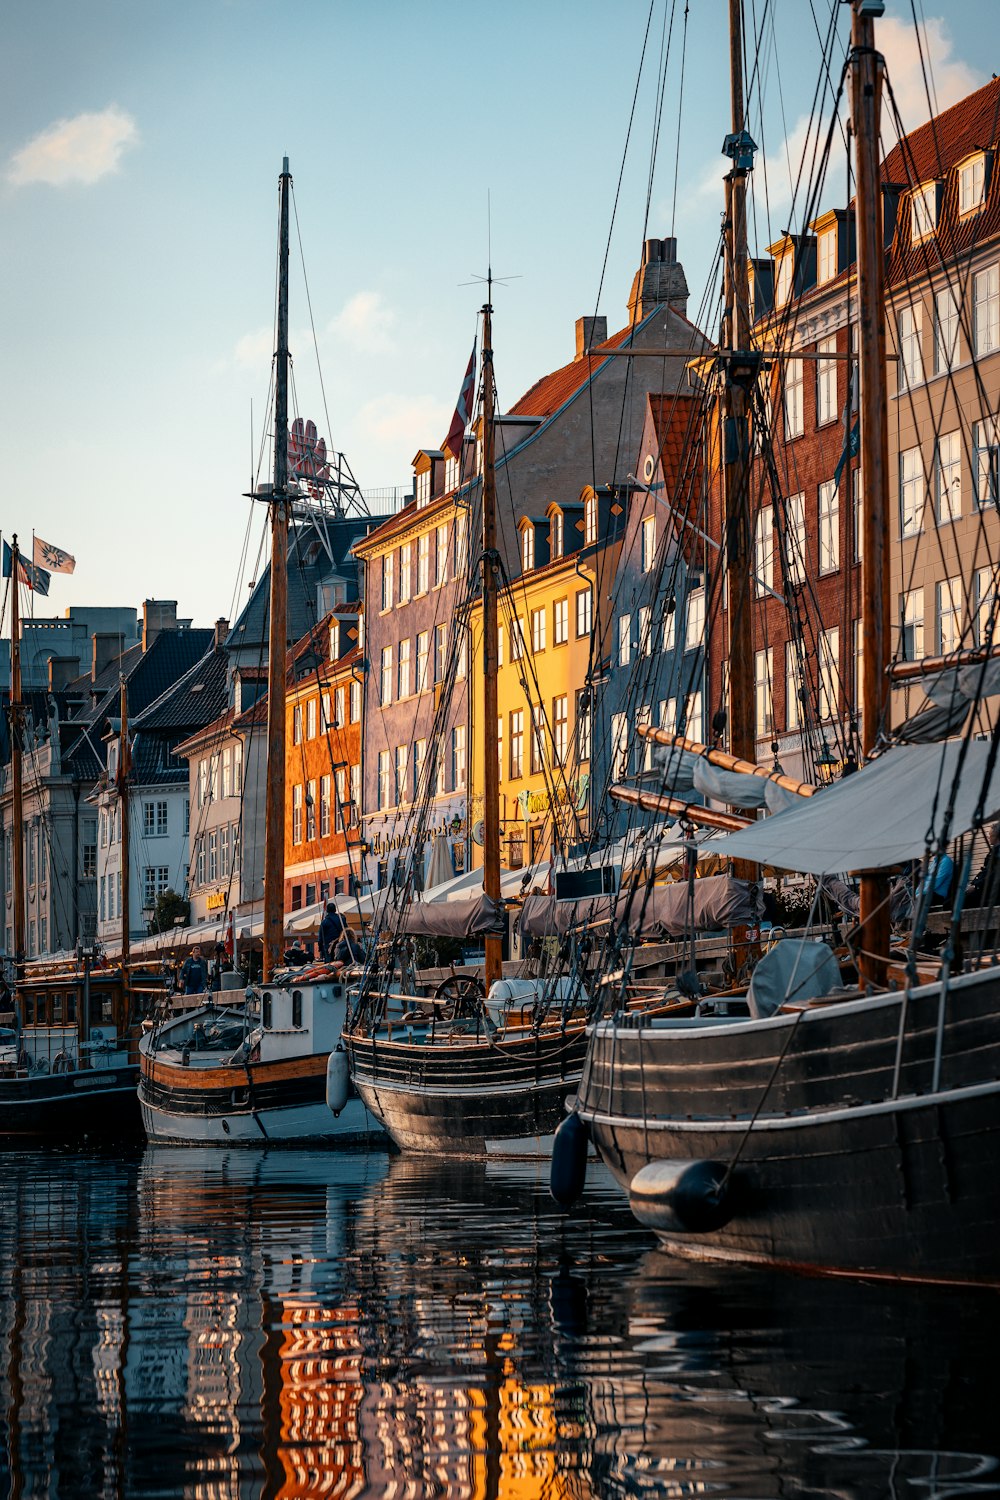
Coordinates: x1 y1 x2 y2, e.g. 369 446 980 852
506 324 635 417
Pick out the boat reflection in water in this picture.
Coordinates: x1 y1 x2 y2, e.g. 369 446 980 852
0 1148 998 1498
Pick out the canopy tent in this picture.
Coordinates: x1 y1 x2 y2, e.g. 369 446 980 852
519 873 758 939
714 739 1000 876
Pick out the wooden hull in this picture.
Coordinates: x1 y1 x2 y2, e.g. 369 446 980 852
0 1065 141 1141
348 1025 589 1158
576 966 1000 1284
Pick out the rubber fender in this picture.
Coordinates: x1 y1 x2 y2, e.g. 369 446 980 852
326 1045 350 1116
550 1111 590 1209
629 1158 735 1234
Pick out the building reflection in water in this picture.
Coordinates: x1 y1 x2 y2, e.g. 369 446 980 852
0 1148 998 1499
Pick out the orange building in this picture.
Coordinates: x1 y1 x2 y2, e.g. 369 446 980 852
283 608 364 914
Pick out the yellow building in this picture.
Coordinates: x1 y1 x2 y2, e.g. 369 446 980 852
469 490 621 871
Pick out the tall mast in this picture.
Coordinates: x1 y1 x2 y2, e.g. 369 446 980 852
8 537 25 977
722 0 755 855
118 675 131 987
480 294 502 991
262 157 292 983
851 1 891 986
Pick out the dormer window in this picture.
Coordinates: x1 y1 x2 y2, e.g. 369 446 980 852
911 182 938 243
817 227 837 285
444 453 459 492
960 154 986 217
415 469 431 509
550 509 564 559
641 514 657 573
774 251 793 307
330 620 340 660
584 492 597 546
522 525 535 572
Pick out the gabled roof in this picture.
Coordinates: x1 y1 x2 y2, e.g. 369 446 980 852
506 325 635 418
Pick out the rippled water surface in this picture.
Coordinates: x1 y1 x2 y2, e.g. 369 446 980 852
0 1146 997 1498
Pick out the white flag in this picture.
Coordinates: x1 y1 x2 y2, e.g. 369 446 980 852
33 535 76 574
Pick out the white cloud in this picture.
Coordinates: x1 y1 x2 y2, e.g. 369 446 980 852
329 290 396 353
356 392 448 455
232 328 274 371
6 106 138 187
879 13 983 137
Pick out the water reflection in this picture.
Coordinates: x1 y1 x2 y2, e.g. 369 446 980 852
0 1147 997 1498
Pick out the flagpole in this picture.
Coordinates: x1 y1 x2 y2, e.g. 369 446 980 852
9 537 26 978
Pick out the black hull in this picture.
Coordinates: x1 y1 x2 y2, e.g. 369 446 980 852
576 967 1000 1284
0 1066 141 1142
348 1026 588 1157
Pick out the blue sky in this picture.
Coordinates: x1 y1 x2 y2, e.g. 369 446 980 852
0 1 990 628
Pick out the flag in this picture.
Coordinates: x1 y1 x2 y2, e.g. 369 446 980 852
2 539 50 596
442 340 477 462
33 535 75 574
833 366 860 492
224 912 234 960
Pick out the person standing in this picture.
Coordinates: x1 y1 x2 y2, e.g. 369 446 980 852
181 945 208 995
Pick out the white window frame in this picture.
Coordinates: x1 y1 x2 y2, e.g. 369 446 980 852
818 480 839 574
936 430 961 524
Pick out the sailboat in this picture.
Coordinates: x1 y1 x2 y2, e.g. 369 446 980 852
0 541 145 1139
137 160 383 1147
554 0 1000 1285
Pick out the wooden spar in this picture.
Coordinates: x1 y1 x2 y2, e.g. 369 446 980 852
262 157 292 984
888 643 1000 682
636 726 819 798
8 536 25 976
852 3 891 988
118 675 131 988
722 0 756 871
480 295 503 990
609 784 752 831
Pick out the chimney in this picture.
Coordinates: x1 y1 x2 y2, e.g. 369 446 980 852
142 599 178 652
91 634 119 683
214 617 230 650
627 237 689 322
576 315 608 359
48 655 81 693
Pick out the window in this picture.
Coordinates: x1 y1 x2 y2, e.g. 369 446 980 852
641 514 657 572
911 182 937 242
974 417 1000 508
292 705 303 746
222 747 232 798
434 624 447 683
350 679 361 721
575 589 592 637
900 445 925 537
320 774 331 838
662 601 675 653
456 626 467 678
554 598 568 645
618 614 631 667
208 830 218 882
553 695 568 765
100 809 108 848
975 567 998 647
531 607 546 653
334 769 345 831
817 226 837 285
661 694 678 740
306 697 317 740
198 759 207 808
497 623 503 667
975 265 1000 356
417 534 430 593
497 715 503 783
415 469 430 508
935 286 959 374
381 553 393 612
785 642 801 730
380 645 393 706
530 708 545 775
511 619 524 661
399 542 412 602
378 750 392 809
853 618 864 713
143 866 169 907
395 745 408 805
416 631 429 692
937 577 963 656
783 492 806 585
196 839 205 888
292 784 303 844
774 251 793 306
686 588 705 648
755 649 773 737
451 725 466 790
956 159 983 223
900 588 924 661
818 480 839 574
853 468 864 562
818 628 840 722
455 513 468 574
143 800 168 837
898 304 923 391
755 508 773 595
233 741 242 795
576 689 592 761
349 763 361 824
783 358 804 439
331 686 343 727
82 823 97 878
329 620 340 660
584 492 597 545
936 431 962 523
436 523 449 586
510 709 525 779
550 510 564 558
305 779 317 840
611 713 628 777
397 638 411 698
816 335 837 426
522 525 535 572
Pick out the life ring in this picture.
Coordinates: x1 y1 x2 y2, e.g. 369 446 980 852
52 1052 76 1074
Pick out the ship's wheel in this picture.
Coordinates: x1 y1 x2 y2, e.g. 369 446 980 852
434 974 485 1020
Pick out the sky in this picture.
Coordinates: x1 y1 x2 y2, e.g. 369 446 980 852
0 0 992 632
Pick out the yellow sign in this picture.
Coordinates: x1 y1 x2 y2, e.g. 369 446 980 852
206 890 227 913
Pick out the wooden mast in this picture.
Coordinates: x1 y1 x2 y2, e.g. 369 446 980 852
722 0 755 863
8 536 25 978
851 1 891 987
262 157 292 983
481 294 503 990
118 674 131 991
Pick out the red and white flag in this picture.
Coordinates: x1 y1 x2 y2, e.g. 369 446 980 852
33 535 75 574
442 340 477 462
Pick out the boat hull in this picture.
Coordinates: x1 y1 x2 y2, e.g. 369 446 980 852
0 1065 141 1141
348 1025 588 1158
577 967 1000 1284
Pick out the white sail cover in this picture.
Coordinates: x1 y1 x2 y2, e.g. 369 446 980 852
716 739 1000 875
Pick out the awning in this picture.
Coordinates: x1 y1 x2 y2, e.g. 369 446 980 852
714 739 1000 876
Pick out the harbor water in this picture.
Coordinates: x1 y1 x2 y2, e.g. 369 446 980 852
0 1145 997 1499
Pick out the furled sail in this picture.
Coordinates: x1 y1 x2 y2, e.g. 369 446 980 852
519 873 759 939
